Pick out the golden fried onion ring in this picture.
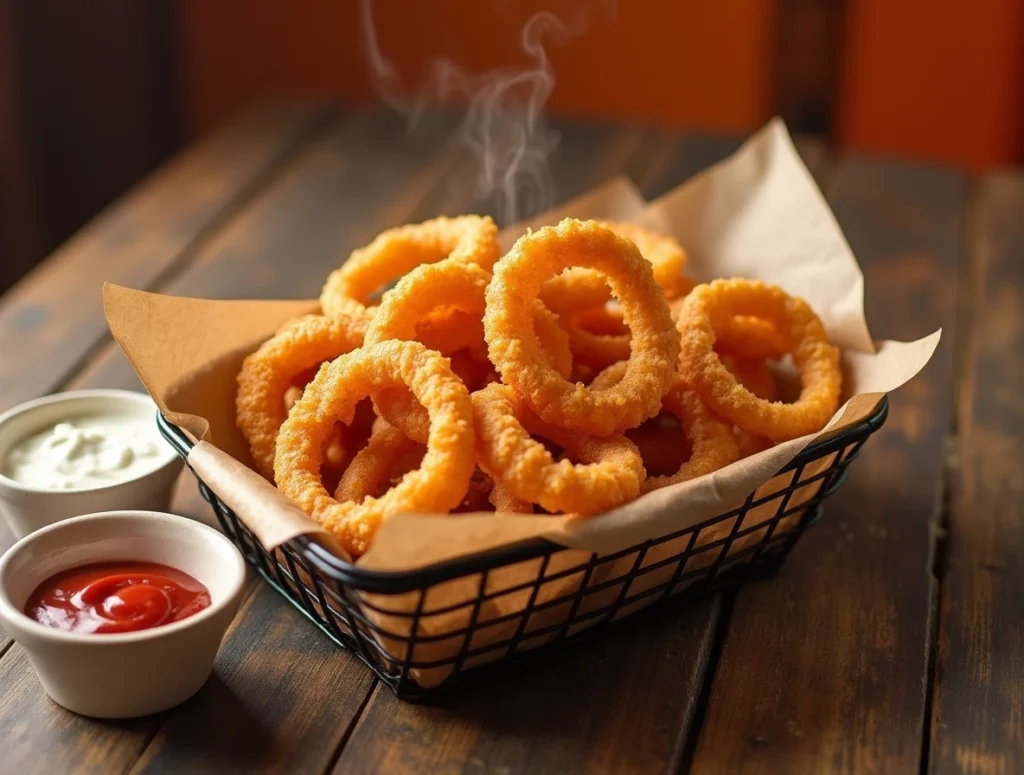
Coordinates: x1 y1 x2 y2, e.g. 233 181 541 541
472 383 644 515
236 313 366 479
319 215 499 318
367 258 570 442
486 219 680 435
274 340 475 556
539 221 688 315
333 418 420 502
677 279 841 442
640 380 739 493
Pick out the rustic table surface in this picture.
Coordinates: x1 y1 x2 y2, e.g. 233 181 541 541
0 101 1019 775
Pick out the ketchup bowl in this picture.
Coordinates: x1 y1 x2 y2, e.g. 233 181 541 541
0 510 246 718
0 389 184 539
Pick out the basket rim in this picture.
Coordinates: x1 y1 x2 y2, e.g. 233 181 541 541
157 395 888 593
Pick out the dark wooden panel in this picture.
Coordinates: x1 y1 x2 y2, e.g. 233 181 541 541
0 99 334 415
0 0 43 290
774 0 844 134
930 172 1024 775
691 159 964 773
12 1 180 257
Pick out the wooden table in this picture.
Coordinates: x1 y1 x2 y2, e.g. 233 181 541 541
0 101 1019 775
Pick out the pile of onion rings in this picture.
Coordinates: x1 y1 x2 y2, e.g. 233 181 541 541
236 214 842 557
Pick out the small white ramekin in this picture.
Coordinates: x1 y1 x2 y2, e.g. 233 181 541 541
0 389 184 538
0 510 246 718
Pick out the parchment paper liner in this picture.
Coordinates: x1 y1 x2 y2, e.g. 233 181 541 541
106 119 939 688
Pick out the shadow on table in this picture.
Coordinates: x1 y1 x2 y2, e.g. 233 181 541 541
136 673 272 770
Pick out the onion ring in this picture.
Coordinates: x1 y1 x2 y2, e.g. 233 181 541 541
720 353 777 403
715 316 788 360
274 340 475 556
334 418 421 502
472 383 644 515
564 329 629 373
489 481 534 513
720 353 777 458
676 279 841 441
672 295 786 361
416 309 485 356
588 359 627 391
486 219 679 435
319 215 499 318
626 416 692 478
591 360 739 489
640 380 739 493
539 221 688 314
367 258 570 442
236 313 366 479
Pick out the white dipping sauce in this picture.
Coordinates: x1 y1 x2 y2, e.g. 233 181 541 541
3 415 173 491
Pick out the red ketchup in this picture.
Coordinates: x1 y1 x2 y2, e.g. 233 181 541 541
24 561 211 634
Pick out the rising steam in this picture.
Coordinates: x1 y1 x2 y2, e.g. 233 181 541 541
360 1 585 225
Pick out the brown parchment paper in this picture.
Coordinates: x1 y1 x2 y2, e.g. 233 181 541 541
105 122 939 686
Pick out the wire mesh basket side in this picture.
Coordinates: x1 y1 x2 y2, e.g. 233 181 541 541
159 397 887 699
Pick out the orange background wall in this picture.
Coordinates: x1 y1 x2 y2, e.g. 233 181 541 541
179 0 1023 170
179 0 775 137
839 0 1024 169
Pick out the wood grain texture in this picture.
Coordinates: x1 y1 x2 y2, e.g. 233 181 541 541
635 132 833 201
335 599 720 775
0 99 333 415
930 172 1024 775
0 645 157 775
690 158 964 773
130 584 375 775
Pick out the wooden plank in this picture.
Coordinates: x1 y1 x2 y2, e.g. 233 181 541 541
0 644 159 775
130 584 375 775
638 133 745 200
930 172 1024 775
335 600 720 775
0 98 334 415
333 133 835 774
636 131 832 200
690 158 964 773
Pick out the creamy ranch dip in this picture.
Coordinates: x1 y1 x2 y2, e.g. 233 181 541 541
3 415 173 490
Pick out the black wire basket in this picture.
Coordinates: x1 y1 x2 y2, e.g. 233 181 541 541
158 397 887 700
